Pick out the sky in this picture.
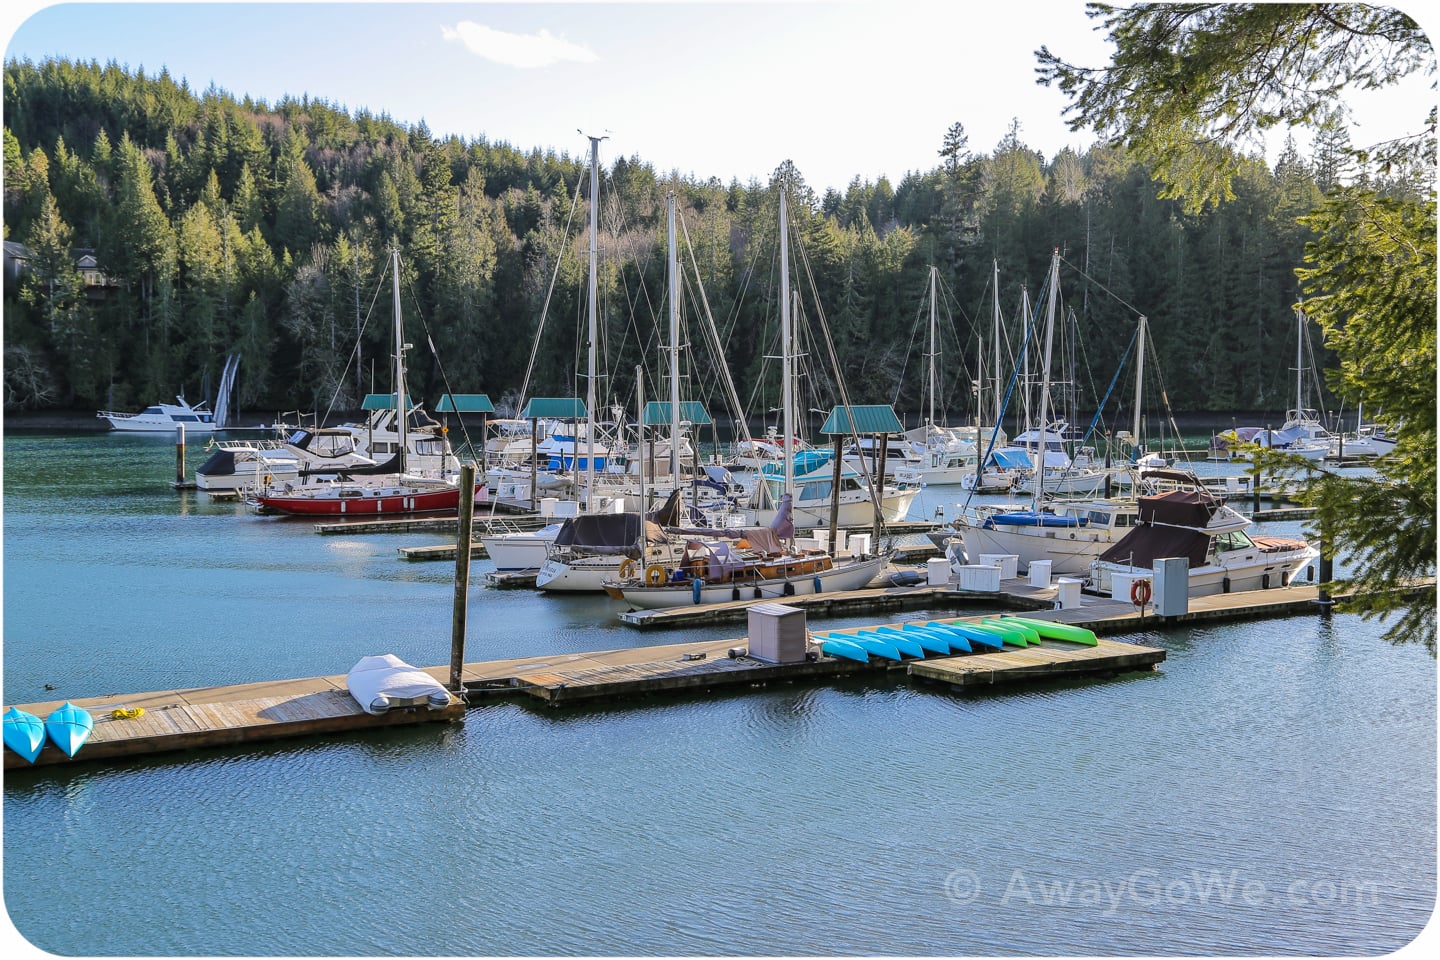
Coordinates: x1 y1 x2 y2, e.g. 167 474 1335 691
2 1 1437 196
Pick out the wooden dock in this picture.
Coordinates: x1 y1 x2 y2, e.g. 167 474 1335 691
5 677 465 770
7 581 1370 771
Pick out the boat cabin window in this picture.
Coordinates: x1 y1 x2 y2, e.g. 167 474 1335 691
1213 529 1254 551
142 406 164 415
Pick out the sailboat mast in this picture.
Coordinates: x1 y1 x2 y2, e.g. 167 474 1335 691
927 266 938 429
1295 306 1304 415
1033 250 1060 507
1133 315 1147 448
779 186 793 496
667 191 681 483
392 246 405 474
585 135 603 504
991 259 1002 428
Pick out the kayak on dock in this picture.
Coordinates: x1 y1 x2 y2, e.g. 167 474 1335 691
998 615 1099 646
44 702 94 757
4 707 46 763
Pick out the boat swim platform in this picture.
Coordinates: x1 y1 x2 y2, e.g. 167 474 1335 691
6 582 1365 771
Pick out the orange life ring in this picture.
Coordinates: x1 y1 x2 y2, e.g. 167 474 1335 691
644 564 666 586
1130 578 1153 606
618 558 638 579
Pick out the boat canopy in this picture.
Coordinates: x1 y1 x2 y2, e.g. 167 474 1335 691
1096 490 1220 568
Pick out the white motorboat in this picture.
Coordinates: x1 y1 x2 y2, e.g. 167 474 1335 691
1088 489 1319 597
97 396 220 433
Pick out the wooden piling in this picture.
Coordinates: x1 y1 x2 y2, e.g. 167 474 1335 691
450 464 476 692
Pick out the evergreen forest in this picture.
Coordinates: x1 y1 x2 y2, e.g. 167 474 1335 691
4 56 1425 430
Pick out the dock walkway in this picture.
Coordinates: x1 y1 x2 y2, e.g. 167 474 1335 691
6 582 1349 770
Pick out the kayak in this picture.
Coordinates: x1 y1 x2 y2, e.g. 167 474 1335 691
849 634 903 662
997 615 1099 646
859 630 925 659
4 707 46 763
44 701 94 758
881 626 949 656
965 620 1030 648
983 617 1042 646
820 636 871 663
944 622 1006 651
912 622 974 654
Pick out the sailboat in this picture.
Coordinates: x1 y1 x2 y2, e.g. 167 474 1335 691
943 251 1154 575
249 248 485 517
899 267 985 486
605 183 892 607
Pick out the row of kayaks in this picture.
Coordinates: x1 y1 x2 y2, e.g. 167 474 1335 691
815 616 1098 664
3 702 95 764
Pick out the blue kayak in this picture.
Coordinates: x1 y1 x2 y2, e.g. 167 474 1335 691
878 626 949 656
4 707 46 763
860 630 925 659
820 637 871 663
44 701 94 758
908 622 974 654
849 634 903 662
945 622 1006 651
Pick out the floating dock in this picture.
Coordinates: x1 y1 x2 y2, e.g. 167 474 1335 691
5 581 1366 771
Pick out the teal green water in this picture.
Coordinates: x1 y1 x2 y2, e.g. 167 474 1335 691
2 432 1434 956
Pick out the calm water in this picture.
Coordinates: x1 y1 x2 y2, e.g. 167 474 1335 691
2 431 1434 957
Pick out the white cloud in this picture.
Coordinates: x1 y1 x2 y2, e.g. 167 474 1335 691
441 21 598 69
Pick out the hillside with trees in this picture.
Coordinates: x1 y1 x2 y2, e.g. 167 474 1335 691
3 56 1423 427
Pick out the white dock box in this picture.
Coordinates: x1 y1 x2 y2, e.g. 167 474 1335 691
927 556 952 586
1111 571 1153 603
978 553 1019 580
848 533 872 557
1055 577 1083 610
1029 559 1053 588
954 564 1002 592
747 603 808 664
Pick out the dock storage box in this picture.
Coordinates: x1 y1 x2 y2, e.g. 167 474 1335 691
1055 577 1083 610
927 556 952 586
978 554 1020 580
747 603 808 663
955 564 1002 592
1029 560 1053 588
1153 557 1190 616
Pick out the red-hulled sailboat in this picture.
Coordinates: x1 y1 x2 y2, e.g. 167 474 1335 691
249 247 486 518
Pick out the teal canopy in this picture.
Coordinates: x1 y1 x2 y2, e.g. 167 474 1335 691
819 404 903 435
435 394 495 413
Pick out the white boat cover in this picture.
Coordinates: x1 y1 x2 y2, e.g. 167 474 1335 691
346 654 451 715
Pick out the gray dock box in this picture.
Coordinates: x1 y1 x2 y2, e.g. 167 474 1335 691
747 603 808 663
1153 557 1190 616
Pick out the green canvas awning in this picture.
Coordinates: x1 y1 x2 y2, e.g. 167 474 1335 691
641 401 712 427
519 397 588 419
361 393 418 411
819 404 904 435
435 393 495 414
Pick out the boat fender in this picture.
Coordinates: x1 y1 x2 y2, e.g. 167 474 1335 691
732 587 741 601
692 578 704 604
619 558 638 579
754 586 763 599
783 582 795 596
644 564 666 586
1262 573 1271 589
727 647 746 659
814 576 822 594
